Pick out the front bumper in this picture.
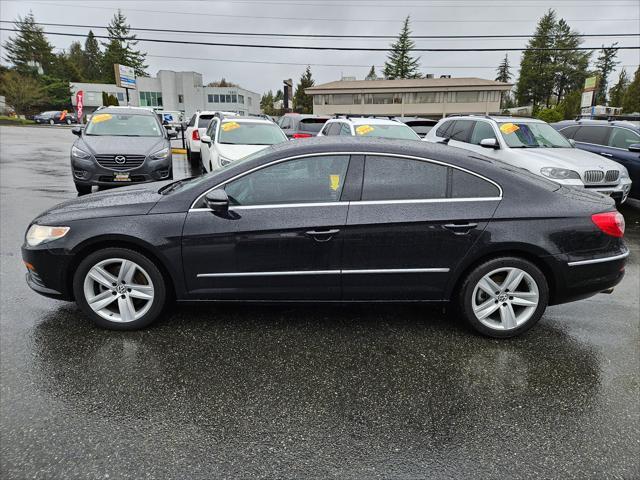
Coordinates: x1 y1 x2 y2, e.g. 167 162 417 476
71 155 172 186
584 178 632 203
22 244 74 301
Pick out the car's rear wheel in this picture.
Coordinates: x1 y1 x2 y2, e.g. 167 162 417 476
75 182 92 195
188 148 200 165
48 119 55 125
66 118 71 125
73 248 167 330
458 257 548 338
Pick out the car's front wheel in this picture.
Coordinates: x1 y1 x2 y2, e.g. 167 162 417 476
458 257 549 338
48 119 55 125
73 248 167 330
74 182 92 195
66 118 71 125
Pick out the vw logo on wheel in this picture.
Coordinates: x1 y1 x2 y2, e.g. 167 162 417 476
114 155 126 164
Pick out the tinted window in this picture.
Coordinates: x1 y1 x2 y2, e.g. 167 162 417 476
435 120 454 138
608 127 640 149
573 126 609 145
206 119 218 137
326 122 342 136
362 156 447 200
470 121 497 145
339 123 352 136
451 169 500 198
225 155 349 206
197 115 214 128
187 114 196 127
449 120 474 142
299 118 328 133
558 125 579 138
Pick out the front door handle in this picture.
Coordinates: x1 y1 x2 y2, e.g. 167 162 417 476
443 223 478 235
305 229 340 242
599 152 613 157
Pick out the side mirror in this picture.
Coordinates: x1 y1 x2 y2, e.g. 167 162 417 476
628 143 640 152
479 138 499 149
201 135 212 145
204 189 229 213
168 131 177 139
71 126 82 137
568 139 576 147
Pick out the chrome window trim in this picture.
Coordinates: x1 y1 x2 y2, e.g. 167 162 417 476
567 251 629 267
189 151 503 211
197 267 450 278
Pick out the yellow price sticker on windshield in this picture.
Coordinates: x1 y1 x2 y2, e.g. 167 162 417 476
499 123 519 134
330 174 340 191
221 122 240 132
355 125 375 135
91 113 112 123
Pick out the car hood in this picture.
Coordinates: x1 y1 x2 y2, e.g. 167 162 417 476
80 135 166 156
216 143 271 160
33 182 171 224
511 147 623 171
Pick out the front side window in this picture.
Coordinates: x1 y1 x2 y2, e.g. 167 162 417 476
217 121 287 145
85 113 162 137
470 121 497 145
225 155 350 206
362 156 448 200
339 123 352 136
206 119 218 138
499 122 572 148
608 127 640 149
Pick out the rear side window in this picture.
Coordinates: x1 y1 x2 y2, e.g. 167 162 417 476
279 116 293 129
608 127 640 149
339 123 352 136
435 120 454 137
470 121 497 145
574 126 609 145
451 169 500 198
197 115 214 128
449 120 474 142
558 125 579 138
362 156 448 200
325 122 342 136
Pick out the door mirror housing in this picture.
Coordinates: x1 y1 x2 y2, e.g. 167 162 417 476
71 126 82 137
628 143 640 152
568 138 576 147
168 131 177 139
479 138 499 149
204 189 229 213
201 135 212 145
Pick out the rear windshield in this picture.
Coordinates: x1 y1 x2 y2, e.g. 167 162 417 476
299 118 328 133
85 113 162 137
353 124 421 140
198 115 214 128
218 121 287 145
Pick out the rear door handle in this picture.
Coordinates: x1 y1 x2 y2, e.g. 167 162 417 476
443 223 478 235
599 152 613 157
305 229 340 242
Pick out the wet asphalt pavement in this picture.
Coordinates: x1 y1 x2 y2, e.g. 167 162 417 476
1 125 639 479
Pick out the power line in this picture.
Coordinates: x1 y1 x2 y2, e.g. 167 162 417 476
1 28 638 52
2 20 638 40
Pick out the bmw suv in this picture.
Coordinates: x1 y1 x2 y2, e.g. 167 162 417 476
70 107 175 194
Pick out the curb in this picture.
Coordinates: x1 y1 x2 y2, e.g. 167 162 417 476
171 148 187 154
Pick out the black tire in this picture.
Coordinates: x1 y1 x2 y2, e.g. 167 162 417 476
73 248 167 330
66 118 71 125
75 182 92 195
188 148 200 165
49 119 55 125
457 256 549 338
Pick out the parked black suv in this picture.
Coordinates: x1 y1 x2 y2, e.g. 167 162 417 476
70 107 175 194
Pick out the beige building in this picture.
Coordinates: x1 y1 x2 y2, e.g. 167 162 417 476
306 77 512 118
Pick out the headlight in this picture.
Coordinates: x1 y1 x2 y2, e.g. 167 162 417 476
150 147 170 160
26 225 70 246
620 167 630 179
71 145 91 159
540 167 581 180
220 156 233 166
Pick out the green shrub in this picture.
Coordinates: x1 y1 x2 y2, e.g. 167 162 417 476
0 115 35 125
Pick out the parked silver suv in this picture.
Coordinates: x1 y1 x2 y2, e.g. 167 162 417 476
424 115 632 204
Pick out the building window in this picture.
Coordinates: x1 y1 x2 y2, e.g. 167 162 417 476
404 92 444 104
226 94 232 103
238 94 244 104
178 94 184 103
313 95 324 105
116 92 125 101
247 97 252 106
139 91 163 107
364 93 402 105
220 95 226 103
454 91 480 103
231 94 237 103
321 94 361 105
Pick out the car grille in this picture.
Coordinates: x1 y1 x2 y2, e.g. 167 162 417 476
605 170 619 183
583 170 605 183
95 154 146 171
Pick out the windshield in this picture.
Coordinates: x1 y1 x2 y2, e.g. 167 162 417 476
499 122 572 148
354 124 421 140
197 115 214 128
299 119 329 133
218 121 287 145
85 113 162 137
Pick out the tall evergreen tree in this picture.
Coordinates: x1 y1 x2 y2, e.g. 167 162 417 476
2 13 54 76
83 31 103 81
594 43 619 104
101 10 147 82
608 68 629 107
274 89 284 102
551 19 591 103
292 66 315 113
622 67 640 113
260 90 274 115
365 65 378 80
495 54 512 83
383 16 421 79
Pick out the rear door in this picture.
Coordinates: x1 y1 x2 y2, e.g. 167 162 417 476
341 154 501 300
572 125 611 156
607 126 640 197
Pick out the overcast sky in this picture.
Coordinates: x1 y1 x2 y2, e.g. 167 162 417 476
1 0 638 94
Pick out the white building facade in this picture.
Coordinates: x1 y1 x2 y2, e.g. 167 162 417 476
70 70 261 117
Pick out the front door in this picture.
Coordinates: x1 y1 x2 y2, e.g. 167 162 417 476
341 154 501 300
182 154 351 299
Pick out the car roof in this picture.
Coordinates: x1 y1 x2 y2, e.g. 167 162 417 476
220 117 273 124
97 106 156 116
552 119 639 131
332 117 403 126
441 115 545 124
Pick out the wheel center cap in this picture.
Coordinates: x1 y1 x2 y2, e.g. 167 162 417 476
498 293 509 302
116 284 127 294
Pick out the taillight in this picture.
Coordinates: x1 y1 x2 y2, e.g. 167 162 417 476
292 133 312 139
192 129 200 141
591 211 625 238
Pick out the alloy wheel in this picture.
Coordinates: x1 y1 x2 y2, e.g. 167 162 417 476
83 258 155 323
471 267 539 331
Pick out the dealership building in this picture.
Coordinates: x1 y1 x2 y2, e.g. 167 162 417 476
70 70 261 118
306 77 512 118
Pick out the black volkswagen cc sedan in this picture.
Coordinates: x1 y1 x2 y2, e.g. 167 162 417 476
70 106 175 194
22 138 628 337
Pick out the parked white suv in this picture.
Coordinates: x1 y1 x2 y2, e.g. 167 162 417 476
199 114 288 172
318 116 421 141
185 111 238 164
425 115 632 204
